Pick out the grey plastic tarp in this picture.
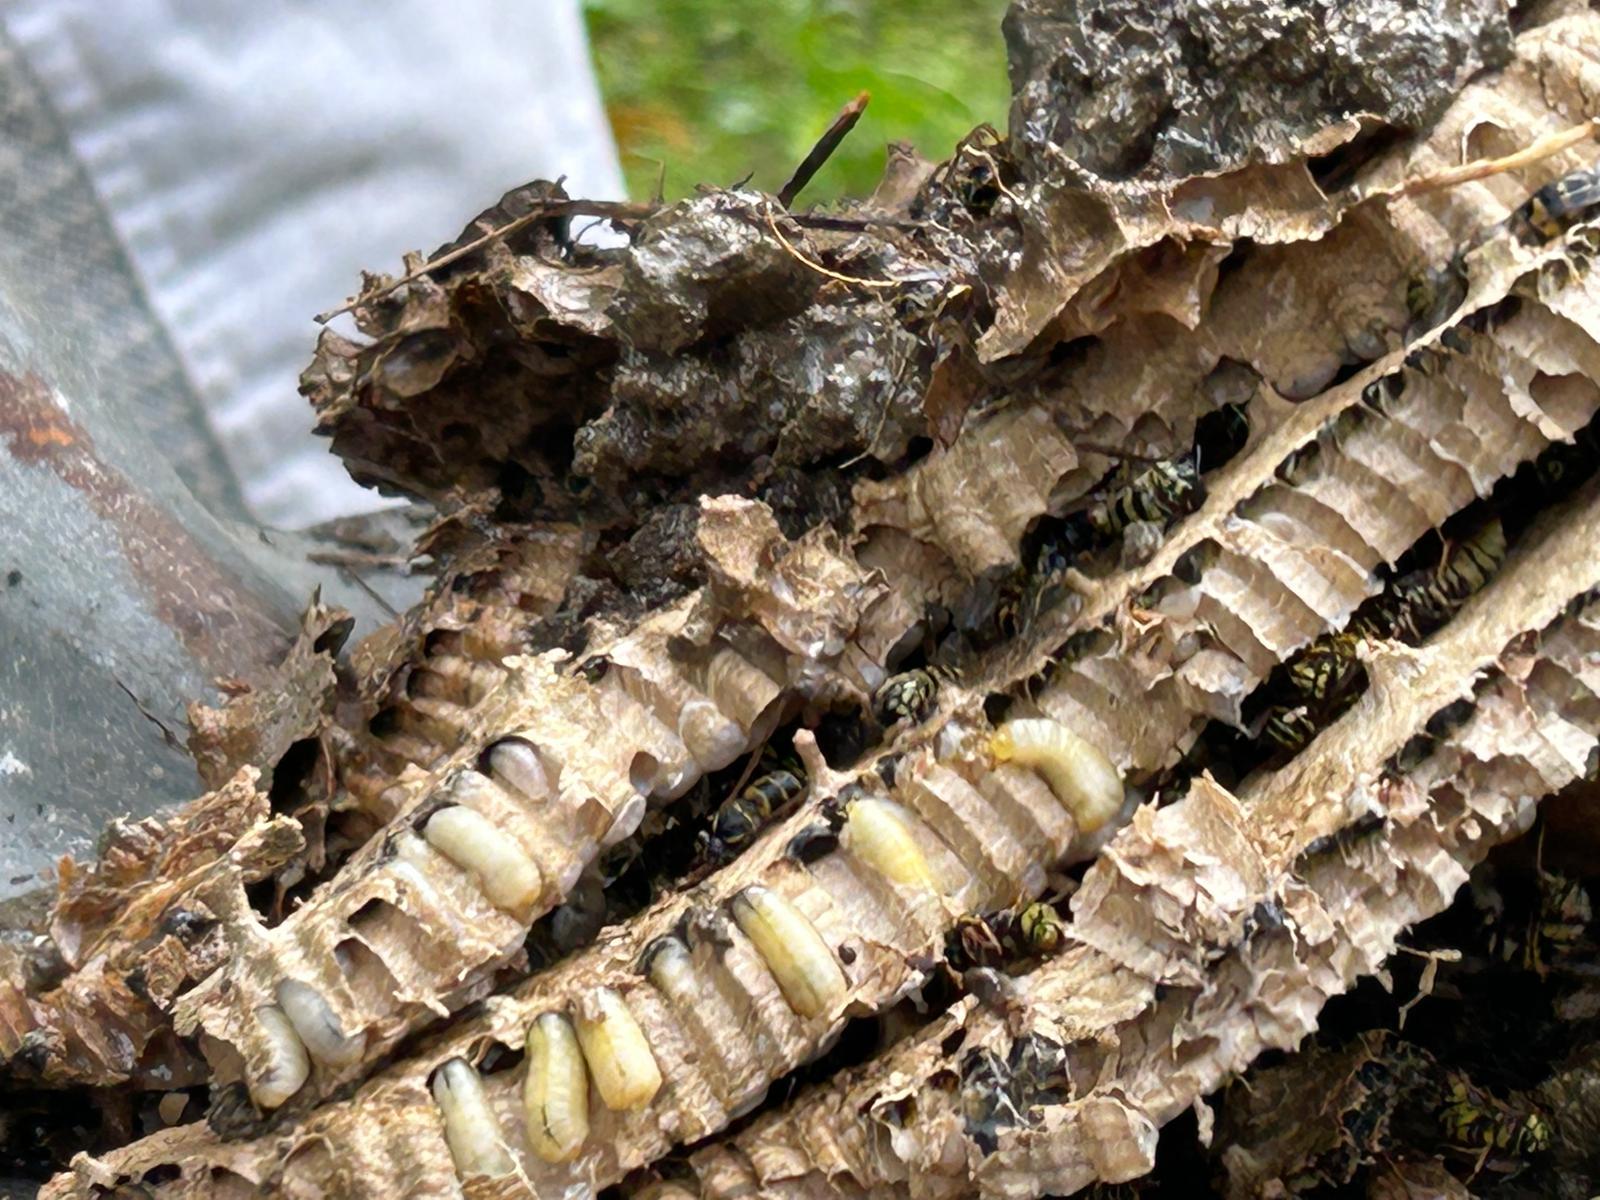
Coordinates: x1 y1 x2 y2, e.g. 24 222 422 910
0 0 623 907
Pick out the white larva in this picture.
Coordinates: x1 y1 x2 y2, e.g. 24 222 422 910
730 885 848 1019
431 1057 516 1178
274 979 366 1066
523 1013 590 1163
422 805 542 915
249 1005 310 1110
989 717 1123 834
573 987 663 1110
843 797 941 892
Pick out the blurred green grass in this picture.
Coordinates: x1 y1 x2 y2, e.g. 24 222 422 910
582 0 1013 204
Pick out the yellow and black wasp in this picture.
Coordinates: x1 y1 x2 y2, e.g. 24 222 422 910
959 1031 1070 1152
980 564 1053 651
700 743 808 864
1024 409 1243 594
1286 630 1366 706
1259 628 1368 754
923 124 1015 221
1511 161 1600 244
1527 868 1592 976
1261 701 1324 755
1259 516 1505 755
946 900 1065 971
872 664 958 727
1385 514 1506 643
1295 811 1387 868
1086 455 1202 542
1490 822 1596 977
1436 1071 1554 1163
1009 521 1093 627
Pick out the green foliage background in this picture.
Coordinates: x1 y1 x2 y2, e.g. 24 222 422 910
582 0 1013 205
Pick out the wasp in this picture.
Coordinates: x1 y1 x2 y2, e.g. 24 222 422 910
1361 373 1406 416
983 564 1058 649
1260 627 1369 752
1437 1071 1554 1160
1242 897 1288 938
1285 630 1365 705
525 870 608 969
872 664 957 726
1087 456 1202 541
1003 519 1094 626
946 900 1065 971
700 746 807 864
1528 869 1592 974
1387 515 1506 642
159 906 216 942
991 589 1026 643
1261 515 1504 756
959 1032 1069 1151
784 819 839 864
925 124 1014 221
1511 821 1595 976
1512 162 1600 243
1261 703 1321 754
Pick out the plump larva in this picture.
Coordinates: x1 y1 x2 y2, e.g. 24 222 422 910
524 1013 589 1163
573 987 663 1110
431 1057 516 1178
249 1005 310 1110
843 797 940 892
422 805 542 914
730 885 848 1019
275 979 366 1066
989 717 1123 833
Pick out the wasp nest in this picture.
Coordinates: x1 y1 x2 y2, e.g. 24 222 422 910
11 2 1600 1198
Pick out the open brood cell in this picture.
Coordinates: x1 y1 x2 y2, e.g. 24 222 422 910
334 524 591 822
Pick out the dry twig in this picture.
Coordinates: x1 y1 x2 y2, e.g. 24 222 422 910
778 91 871 207
1398 119 1596 196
